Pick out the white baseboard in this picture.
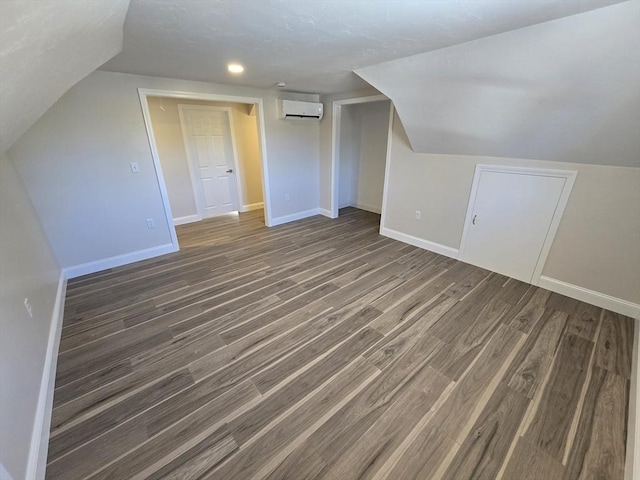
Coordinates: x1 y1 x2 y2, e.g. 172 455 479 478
319 208 334 218
26 271 67 480
63 243 177 279
354 203 382 214
270 208 320 227
380 227 459 260
173 214 202 225
627 318 640 480
242 202 264 212
538 276 640 318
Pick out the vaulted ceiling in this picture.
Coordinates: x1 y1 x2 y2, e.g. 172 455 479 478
1 0 632 159
0 0 129 153
101 0 621 94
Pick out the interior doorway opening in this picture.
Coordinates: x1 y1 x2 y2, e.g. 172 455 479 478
138 88 273 251
331 96 392 226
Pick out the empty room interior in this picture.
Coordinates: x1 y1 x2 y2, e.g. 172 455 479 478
1 1 639 479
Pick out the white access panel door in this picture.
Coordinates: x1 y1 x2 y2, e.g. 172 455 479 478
182 107 239 217
460 168 569 283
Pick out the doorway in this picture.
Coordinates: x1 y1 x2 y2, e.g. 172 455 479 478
331 96 392 221
138 89 272 250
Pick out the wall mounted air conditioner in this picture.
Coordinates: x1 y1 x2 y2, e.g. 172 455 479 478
278 99 323 120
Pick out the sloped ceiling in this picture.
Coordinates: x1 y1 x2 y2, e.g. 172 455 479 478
101 0 622 94
0 0 130 154
356 1 640 167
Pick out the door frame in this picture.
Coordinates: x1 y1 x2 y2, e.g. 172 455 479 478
330 94 390 219
177 104 242 219
458 164 577 285
137 88 273 252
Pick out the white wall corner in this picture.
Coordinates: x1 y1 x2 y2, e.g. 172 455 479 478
242 202 264 212
537 276 640 318
26 271 67 480
625 317 640 480
63 243 177 279
270 208 320 227
319 208 335 219
380 227 459 260
173 214 202 226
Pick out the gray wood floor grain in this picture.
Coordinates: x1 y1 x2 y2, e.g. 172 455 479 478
46 208 633 480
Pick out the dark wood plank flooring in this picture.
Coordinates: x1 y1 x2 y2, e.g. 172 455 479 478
46 208 634 479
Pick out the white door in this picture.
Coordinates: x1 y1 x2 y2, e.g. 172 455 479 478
460 167 574 283
180 106 239 217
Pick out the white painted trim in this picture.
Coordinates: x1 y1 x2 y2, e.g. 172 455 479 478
270 208 320 227
63 243 176 279
626 318 640 480
177 104 243 217
538 276 640 318
330 94 389 219
381 227 459 260
319 208 334 218
173 214 202 225
137 88 273 228
458 164 577 285
137 91 180 252
379 102 395 233
242 202 264 212
26 271 66 480
0 463 14 480
354 203 381 214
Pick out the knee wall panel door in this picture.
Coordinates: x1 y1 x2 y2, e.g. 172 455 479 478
459 166 576 284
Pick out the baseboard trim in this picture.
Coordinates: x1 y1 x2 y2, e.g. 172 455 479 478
626 318 640 480
173 214 202 225
63 243 177 279
380 227 459 260
354 203 382 214
270 208 320 227
538 276 640 318
26 271 67 480
242 202 264 212
319 208 334 219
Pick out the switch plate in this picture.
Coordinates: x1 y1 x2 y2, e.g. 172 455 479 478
285 194 290 201
146 218 155 228
415 210 421 220
130 162 140 173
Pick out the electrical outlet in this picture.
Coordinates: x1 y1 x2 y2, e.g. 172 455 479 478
146 218 155 228
130 162 140 173
24 298 33 318
415 210 421 220
285 194 290 201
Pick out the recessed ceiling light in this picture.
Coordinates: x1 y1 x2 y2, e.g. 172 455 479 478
228 63 244 74
276 82 286 88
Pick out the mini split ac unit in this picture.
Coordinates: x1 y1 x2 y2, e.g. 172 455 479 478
278 99 323 120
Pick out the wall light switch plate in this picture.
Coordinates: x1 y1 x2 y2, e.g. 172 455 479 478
130 162 140 173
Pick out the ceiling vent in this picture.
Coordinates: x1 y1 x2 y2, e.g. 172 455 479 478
278 99 323 120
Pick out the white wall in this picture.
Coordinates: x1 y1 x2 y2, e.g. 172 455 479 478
8 71 320 270
147 97 264 219
0 152 62 479
356 1 640 168
384 116 640 305
338 101 390 213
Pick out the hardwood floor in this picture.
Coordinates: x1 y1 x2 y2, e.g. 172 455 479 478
47 208 634 479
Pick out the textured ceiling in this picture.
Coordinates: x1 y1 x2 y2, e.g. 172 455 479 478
101 0 622 94
356 1 640 167
0 0 129 154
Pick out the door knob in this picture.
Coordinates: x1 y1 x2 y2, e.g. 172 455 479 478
472 214 477 225
226 169 233 173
